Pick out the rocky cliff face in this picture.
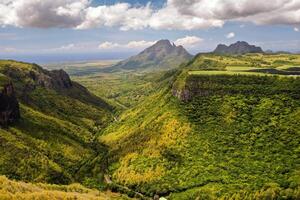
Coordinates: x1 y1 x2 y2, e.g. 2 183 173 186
28 68 72 90
173 74 300 102
0 83 20 126
45 69 73 89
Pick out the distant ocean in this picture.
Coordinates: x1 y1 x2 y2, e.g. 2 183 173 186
0 52 133 64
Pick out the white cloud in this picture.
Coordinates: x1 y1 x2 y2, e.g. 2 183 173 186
1 0 300 30
148 3 224 30
76 3 152 30
175 36 203 46
125 40 156 48
59 43 76 50
294 27 299 32
2 47 18 53
98 40 156 50
226 32 235 39
99 36 202 51
98 42 120 49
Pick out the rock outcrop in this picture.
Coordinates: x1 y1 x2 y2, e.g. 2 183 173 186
28 68 72 90
0 83 20 126
46 69 73 89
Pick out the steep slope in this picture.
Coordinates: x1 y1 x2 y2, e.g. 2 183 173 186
0 76 20 126
0 60 113 185
213 41 264 54
113 40 192 71
99 54 300 199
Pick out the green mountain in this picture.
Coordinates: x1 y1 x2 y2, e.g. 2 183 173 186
1 53 300 199
99 53 300 199
0 60 113 185
113 40 193 71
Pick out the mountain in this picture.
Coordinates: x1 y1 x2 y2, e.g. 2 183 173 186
213 41 264 54
0 60 113 185
113 40 193 71
99 54 300 199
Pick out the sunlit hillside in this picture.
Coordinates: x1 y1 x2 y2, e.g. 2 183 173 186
98 54 300 199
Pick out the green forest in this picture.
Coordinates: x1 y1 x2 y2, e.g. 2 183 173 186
1 53 300 199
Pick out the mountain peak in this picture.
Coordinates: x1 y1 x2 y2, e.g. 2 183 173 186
155 39 174 47
214 41 264 54
114 39 192 70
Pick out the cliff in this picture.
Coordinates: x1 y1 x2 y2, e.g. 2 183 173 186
173 74 300 101
0 82 20 126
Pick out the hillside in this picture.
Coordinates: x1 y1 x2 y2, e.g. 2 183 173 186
213 41 264 54
99 54 300 199
112 40 192 71
0 60 113 186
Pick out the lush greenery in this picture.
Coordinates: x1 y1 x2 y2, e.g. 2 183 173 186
97 54 300 199
74 72 165 112
1 54 300 199
0 60 113 187
0 175 129 200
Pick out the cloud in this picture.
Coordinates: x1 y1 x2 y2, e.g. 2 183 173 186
148 3 224 30
98 40 156 50
2 47 18 53
1 0 88 28
295 27 299 32
0 0 152 30
175 36 203 46
125 40 156 48
98 42 120 49
226 32 235 39
77 3 152 30
1 0 300 30
99 36 202 51
59 43 76 50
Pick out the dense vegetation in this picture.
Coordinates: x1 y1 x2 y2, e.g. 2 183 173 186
97 54 300 199
0 60 113 187
1 53 300 199
74 72 166 112
0 175 129 200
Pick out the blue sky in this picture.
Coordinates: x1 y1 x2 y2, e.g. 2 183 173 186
0 0 299 63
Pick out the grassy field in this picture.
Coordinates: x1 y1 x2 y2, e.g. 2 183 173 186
188 70 273 76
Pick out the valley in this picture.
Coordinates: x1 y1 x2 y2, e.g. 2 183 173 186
1 41 300 200
1 0 300 199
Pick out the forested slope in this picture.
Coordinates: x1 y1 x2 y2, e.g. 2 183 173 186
0 60 113 186
99 54 300 199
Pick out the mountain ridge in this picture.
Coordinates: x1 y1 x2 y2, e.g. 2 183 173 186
213 41 264 54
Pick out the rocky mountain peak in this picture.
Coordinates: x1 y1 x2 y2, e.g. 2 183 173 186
113 39 192 70
214 41 264 54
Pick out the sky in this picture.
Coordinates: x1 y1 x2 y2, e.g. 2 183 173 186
0 0 300 63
